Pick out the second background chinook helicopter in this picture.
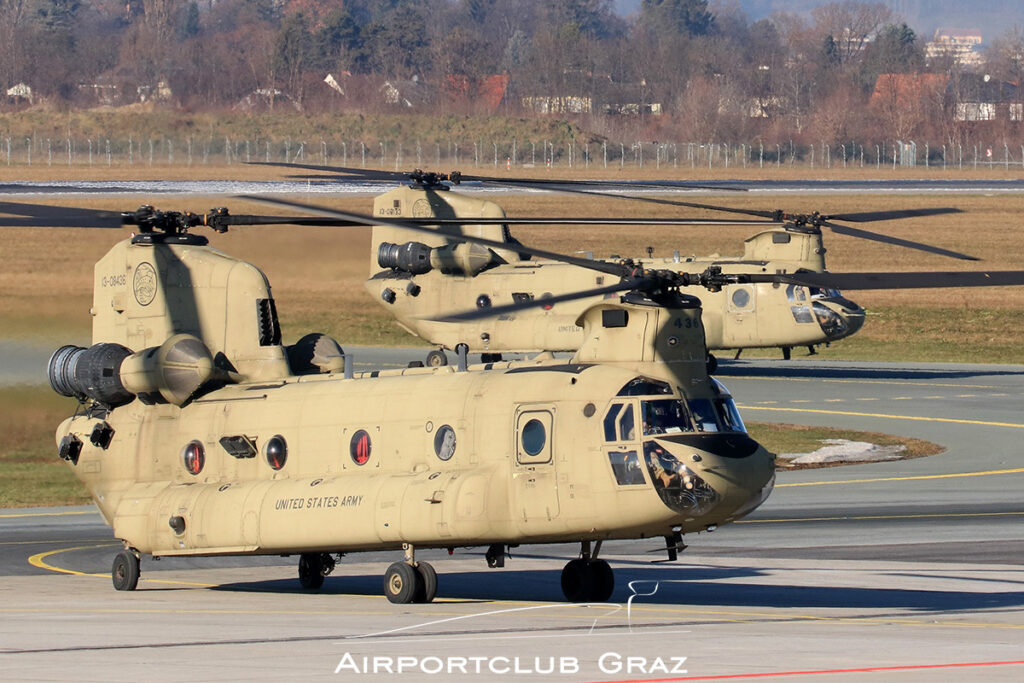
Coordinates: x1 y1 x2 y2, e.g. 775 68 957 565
244 164 983 370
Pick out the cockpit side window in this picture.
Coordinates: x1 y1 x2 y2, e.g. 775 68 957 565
603 404 623 442
618 404 636 441
786 284 808 303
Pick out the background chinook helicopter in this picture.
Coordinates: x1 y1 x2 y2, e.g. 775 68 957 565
248 164 975 370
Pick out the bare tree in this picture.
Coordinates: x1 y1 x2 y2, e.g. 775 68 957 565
0 0 29 87
810 1 893 65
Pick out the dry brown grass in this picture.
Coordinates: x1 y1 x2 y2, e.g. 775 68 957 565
1 184 1023 360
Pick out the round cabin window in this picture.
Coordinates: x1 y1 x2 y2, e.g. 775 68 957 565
182 440 205 475
350 430 372 465
521 419 546 456
265 435 287 470
731 288 751 309
434 425 456 461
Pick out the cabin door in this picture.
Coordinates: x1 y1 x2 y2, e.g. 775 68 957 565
513 406 559 522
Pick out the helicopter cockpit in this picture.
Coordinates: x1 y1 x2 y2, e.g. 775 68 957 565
601 377 753 517
785 283 866 342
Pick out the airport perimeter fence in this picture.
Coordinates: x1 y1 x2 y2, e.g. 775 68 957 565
4 134 1024 172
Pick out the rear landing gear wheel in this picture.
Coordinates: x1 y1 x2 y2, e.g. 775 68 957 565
415 562 438 603
706 353 718 375
425 350 448 367
298 553 326 590
384 562 423 604
112 549 140 591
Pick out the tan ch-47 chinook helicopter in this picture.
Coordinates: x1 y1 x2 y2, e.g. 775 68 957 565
24 198 1024 605
250 164 976 371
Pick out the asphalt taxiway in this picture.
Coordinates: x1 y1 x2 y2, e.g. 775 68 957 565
1 356 1022 681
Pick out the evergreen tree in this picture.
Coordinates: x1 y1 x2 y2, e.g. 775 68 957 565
640 0 714 37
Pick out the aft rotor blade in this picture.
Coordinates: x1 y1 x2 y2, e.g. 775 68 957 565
0 201 123 228
744 270 1024 290
822 220 978 261
237 195 630 278
434 279 646 322
826 207 962 223
247 162 402 181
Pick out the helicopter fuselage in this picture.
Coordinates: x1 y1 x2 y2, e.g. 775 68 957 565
59 359 774 558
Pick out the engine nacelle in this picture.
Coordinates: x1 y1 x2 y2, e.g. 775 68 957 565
49 334 217 407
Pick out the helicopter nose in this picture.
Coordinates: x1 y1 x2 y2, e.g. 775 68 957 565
645 434 776 525
813 300 865 342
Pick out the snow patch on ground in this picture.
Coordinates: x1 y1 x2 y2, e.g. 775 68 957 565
778 438 906 465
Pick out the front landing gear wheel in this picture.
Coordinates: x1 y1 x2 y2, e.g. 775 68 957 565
299 553 333 590
112 549 140 591
588 559 614 602
560 559 614 602
384 562 423 604
415 562 438 603
425 350 448 367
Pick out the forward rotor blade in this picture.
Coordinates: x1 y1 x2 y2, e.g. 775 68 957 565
208 214 779 227
822 220 978 261
433 279 646 322
237 195 629 278
0 201 123 228
249 161 745 193
744 270 1024 290
826 207 962 223
422 217 779 226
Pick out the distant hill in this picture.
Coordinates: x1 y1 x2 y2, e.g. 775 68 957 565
614 0 1023 42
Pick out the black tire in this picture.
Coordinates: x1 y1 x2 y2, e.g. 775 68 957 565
384 562 423 604
415 562 438 603
112 550 140 591
298 553 324 590
560 559 593 602
425 350 448 367
706 354 718 375
588 559 615 602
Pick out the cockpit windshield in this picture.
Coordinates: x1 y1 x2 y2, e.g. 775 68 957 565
642 399 692 434
608 377 746 440
639 393 745 435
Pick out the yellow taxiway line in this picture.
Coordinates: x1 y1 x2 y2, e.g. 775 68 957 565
738 404 1024 429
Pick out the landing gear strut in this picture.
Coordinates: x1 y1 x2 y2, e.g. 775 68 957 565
112 548 140 591
560 541 614 602
383 543 437 604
